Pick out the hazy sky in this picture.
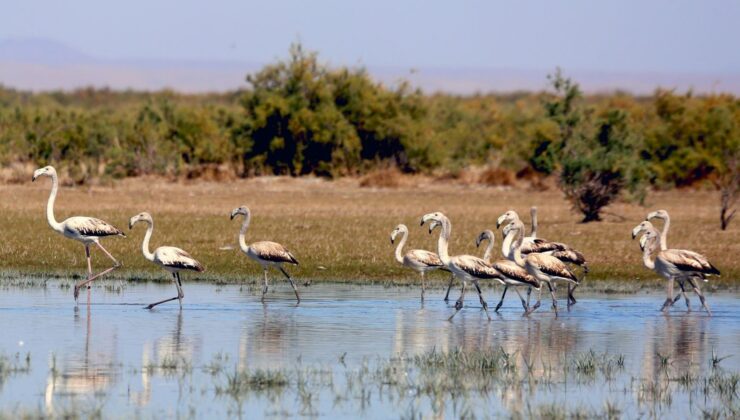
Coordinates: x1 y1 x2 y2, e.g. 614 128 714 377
2 0 739 73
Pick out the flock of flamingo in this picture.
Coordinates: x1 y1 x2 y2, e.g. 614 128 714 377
31 165 720 318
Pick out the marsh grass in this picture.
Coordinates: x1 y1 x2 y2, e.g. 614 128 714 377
144 355 192 376
0 352 31 387
1 347 737 418
215 369 290 399
1 178 738 285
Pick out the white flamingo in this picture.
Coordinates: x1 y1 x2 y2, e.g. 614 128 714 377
230 206 300 302
632 221 718 315
646 209 690 307
390 224 447 302
32 166 125 302
476 230 541 315
421 212 494 321
504 219 579 313
497 209 587 305
129 212 204 309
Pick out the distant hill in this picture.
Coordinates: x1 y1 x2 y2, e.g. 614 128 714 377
2 38 740 94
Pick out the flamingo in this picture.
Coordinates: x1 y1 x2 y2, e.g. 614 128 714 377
645 209 690 307
476 230 541 315
390 224 447 302
32 166 125 302
420 212 494 321
632 221 718 315
497 209 587 305
129 212 204 309
230 206 300 302
504 219 579 313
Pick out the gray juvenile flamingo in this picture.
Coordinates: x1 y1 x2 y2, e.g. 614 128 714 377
129 212 204 309
632 221 718 315
421 212 494 321
391 224 447 302
231 206 300 302
32 166 124 303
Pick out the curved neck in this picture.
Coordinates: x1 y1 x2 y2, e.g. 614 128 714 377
482 237 494 264
502 229 514 260
642 245 655 270
140 221 155 261
659 216 669 251
45 173 63 233
436 219 451 265
512 230 526 267
238 213 251 253
530 208 538 238
394 230 407 264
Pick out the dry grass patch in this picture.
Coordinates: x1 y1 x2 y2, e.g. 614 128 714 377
0 177 737 286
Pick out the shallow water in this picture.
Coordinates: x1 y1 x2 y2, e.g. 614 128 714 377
0 279 737 418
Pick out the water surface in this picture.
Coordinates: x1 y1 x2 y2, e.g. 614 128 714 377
0 280 737 418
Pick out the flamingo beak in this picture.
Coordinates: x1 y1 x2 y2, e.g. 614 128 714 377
496 214 506 229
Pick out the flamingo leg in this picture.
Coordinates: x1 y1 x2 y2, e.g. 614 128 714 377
278 266 301 303
567 284 577 306
75 245 92 303
443 273 454 302
514 287 530 314
472 280 488 309
546 281 558 313
419 271 426 303
74 241 122 300
494 286 508 312
687 277 711 316
261 268 269 302
175 272 184 308
449 279 466 320
146 273 180 310
472 280 491 321
660 277 674 312
526 288 542 315
670 279 690 309
145 296 179 310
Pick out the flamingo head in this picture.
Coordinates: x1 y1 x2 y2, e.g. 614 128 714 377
631 220 654 240
32 166 56 182
476 230 494 248
420 212 447 234
497 210 519 229
230 206 250 220
129 212 153 229
390 224 408 244
646 209 668 222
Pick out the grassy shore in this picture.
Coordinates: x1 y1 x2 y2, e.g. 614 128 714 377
1 177 737 287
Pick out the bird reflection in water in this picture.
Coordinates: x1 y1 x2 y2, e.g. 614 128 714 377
45 305 118 414
130 310 198 408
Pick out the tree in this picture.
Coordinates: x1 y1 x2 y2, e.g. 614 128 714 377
539 71 647 222
706 102 740 230
232 44 428 177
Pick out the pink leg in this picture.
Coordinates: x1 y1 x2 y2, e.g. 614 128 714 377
74 242 122 296
146 273 181 310
75 245 93 302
